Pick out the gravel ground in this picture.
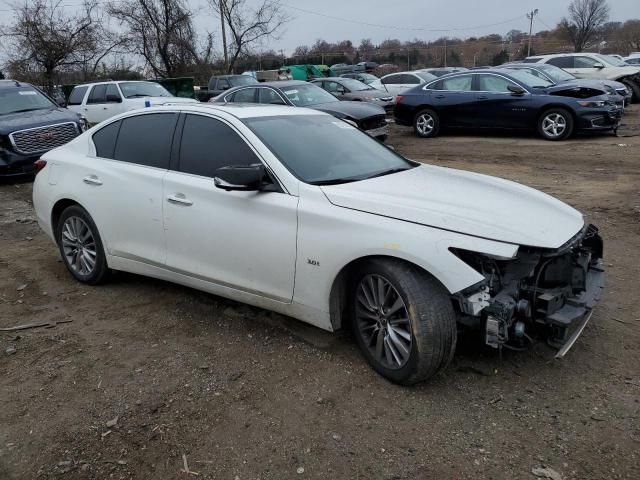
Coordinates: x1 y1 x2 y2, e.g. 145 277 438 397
1 108 639 479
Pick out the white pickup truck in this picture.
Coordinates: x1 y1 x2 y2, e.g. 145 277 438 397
67 81 197 125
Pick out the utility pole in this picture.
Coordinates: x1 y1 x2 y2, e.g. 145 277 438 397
219 1 229 72
407 49 410 70
444 38 447 67
527 9 539 57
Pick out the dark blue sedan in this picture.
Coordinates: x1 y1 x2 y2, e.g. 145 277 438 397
394 69 623 140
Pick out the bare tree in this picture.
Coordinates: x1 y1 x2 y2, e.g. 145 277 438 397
559 0 610 52
0 0 116 92
108 0 214 78
616 20 640 52
210 0 289 73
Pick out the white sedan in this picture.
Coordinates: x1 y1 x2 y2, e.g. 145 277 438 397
32 104 604 384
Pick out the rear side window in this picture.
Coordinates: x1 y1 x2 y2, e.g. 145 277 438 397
92 121 121 159
231 88 257 102
68 86 88 106
113 113 177 169
547 57 574 68
87 84 108 104
179 114 261 178
382 74 401 85
402 74 421 84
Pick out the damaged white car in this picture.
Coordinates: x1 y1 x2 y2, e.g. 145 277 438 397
32 104 604 385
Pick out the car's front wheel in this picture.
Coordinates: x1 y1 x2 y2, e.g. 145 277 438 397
351 259 457 385
56 205 110 285
537 108 574 141
413 109 440 138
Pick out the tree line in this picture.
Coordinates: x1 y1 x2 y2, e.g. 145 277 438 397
0 0 638 92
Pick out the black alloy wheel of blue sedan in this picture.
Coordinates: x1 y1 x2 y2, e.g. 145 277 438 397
394 68 623 141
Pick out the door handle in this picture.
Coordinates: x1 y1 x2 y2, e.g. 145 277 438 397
83 175 102 186
167 193 193 206
477 95 489 100
435 94 446 99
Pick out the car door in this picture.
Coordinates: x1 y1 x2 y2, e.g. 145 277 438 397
323 80 348 100
428 74 476 127
84 84 121 124
78 112 178 264
569 55 607 79
162 113 298 302
474 73 532 128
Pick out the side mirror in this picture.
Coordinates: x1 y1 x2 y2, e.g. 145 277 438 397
222 85 230 90
593 63 605 69
507 85 526 95
56 98 67 107
214 164 272 192
337 87 347 94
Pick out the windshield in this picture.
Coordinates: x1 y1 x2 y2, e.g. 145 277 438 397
597 54 627 67
244 114 416 185
0 87 56 115
537 64 576 82
231 76 259 87
340 78 373 91
119 82 172 98
280 84 339 106
416 72 438 82
506 70 553 88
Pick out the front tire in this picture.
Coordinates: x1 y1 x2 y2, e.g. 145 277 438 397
56 205 110 285
413 108 440 138
351 259 457 385
537 108 574 141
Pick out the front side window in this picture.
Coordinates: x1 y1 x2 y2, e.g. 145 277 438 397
113 113 177 168
244 114 415 185
217 79 230 90
87 84 107 104
280 84 338 106
574 56 600 68
323 81 340 93
229 76 258 87
382 74 402 85
477 75 517 92
0 87 56 114
258 88 286 105
338 78 372 91
537 64 575 82
68 86 89 106
441 75 473 91
179 115 260 178
118 81 172 98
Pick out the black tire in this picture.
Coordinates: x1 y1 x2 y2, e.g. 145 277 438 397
350 259 457 385
537 108 574 141
621 79 640 103
413 108 440 138
55 205 110 285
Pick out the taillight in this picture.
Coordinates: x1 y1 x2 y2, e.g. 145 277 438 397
395 95 404 103
34 159 47 174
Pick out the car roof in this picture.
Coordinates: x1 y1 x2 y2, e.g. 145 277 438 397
116 103 324 120
259 80 309 88
72 80 152 88
211 74 247 79
0 79 34 89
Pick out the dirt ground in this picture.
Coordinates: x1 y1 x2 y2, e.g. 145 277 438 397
1 109 639 480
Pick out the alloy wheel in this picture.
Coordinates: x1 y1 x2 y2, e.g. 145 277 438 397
542 113 567 138
355 274 412 369
416 113 435 136
61 216 97 276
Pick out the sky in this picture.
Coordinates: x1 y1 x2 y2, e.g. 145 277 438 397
0 0 638 65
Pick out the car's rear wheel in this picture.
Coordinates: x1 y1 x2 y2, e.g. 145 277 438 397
56 205 110 285
538 108 574 141
621 79 639 103
413 109 440 138
351 259 457 385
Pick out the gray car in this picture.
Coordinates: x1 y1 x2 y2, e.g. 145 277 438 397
311 77 395 114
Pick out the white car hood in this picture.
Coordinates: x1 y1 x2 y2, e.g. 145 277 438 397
321 164 584 249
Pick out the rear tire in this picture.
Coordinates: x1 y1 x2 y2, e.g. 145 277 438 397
413 109 440 138
621 79 639 103
350 259 457 385
537 108 574 141
56 205 110 285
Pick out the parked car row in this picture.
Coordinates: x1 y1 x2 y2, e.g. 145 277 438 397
31 102 605 384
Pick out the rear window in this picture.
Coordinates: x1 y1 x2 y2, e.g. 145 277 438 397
68 86 88 106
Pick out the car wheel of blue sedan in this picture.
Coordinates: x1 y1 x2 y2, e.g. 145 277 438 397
414 109 440 138
537 108 574 141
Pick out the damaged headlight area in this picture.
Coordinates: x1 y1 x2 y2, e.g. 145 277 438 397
452 224 604 355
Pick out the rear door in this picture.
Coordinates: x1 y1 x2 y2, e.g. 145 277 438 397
474 73 532 128
162 113 298 301
428 74 476 127
78 112 178 264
